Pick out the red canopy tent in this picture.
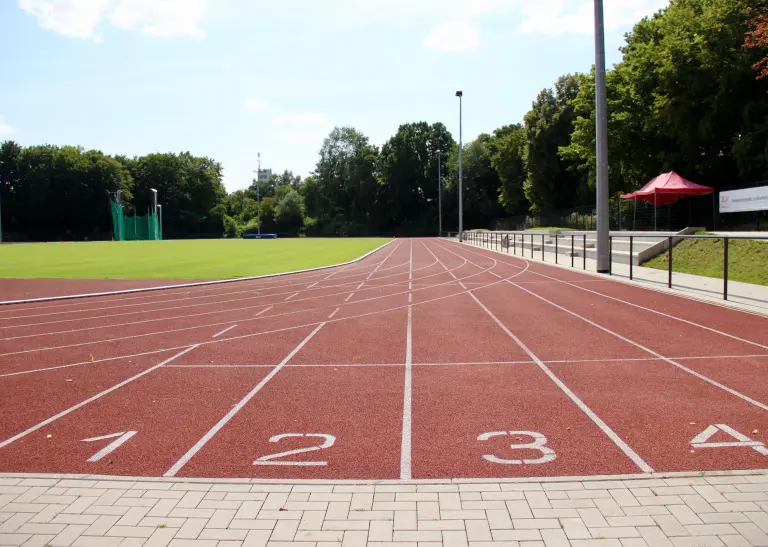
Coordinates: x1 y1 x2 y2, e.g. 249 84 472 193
620 171 714 230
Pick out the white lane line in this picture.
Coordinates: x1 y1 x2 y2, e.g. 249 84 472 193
328 307 341 319
164 323 326 477
255 306 273 317
510 282 768 412
401 240 414 480
306 282 319 289
0 345 199 449
344 293 355 302
443 240 768 351
284 292 300 301
212 324 238 338
4 260 509 378
467 291 654 473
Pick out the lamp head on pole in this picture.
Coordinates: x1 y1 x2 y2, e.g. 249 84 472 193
150 188 157 194
455 90 462 97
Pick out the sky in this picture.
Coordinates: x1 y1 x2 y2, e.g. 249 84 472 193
0 0 670 192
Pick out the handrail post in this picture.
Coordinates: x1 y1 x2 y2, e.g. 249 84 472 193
555 235 558 264
583 234 586 270
571 235 574 267
668 236 673 288
724 237 729 300
629 236 634 280
531 234 534 258
541 234 544 261
609 235 612 275
513 233 516 255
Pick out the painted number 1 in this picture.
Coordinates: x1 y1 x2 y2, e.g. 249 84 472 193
81 431 137 462
253 433 336 466
478 431 556 465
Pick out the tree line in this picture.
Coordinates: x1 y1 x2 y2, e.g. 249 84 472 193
1 0 767 241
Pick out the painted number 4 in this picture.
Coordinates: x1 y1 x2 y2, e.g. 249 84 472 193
478 431 556 464
690 424 768 455
254 433 336 466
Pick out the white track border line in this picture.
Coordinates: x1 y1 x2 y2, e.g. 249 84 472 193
0 345 199 449
0 240 395 307
431 243 653 472
164 323 327 477
442 240 768 351
0 263 520 378
441 242 768 411
400 240 414 480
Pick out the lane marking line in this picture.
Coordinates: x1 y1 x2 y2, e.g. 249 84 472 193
163 323 326 477
345 293 355 302
0 241 396 307
328 307 340 319
0 345 199 449
212 324 238 338
255 306 273 317
306 282 319 289
401 240 414 480
466 290 654 473
443 240 768 351
510 282 768 412
284 292 299 301
2 261 509 378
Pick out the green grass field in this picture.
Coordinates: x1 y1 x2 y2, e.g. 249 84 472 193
0 238 391 279
644 237 768 286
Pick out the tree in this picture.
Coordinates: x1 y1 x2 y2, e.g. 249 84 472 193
746 4 768 79
275 189 305 233
489 125 528 214
523 74 582 213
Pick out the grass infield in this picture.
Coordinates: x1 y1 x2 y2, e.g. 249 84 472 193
0 238 391 280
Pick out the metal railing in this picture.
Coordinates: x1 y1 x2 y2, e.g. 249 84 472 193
459 230 767 301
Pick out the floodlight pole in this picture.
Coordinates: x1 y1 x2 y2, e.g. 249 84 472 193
594 0 610 272
150 188 158 240
157 204 163 240
0 158 3 243
456 90 463 241
253 154 262 237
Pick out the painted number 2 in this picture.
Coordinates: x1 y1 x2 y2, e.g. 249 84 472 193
253 433 336 466
478 431 556 465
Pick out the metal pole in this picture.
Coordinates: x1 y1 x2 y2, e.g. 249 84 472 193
629 236 633 280
571 235 574 267
158 205 163 240
438 150 442 237
594 0 610 273
724 238 729 300
541 234 544 261
0 180 3 243
583 234 587 270
608 236 612 275
555 235 558 264
668 236 673 288
150 189 158 240
456 91 463 241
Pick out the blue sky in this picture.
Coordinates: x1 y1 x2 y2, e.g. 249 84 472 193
0 0 669 192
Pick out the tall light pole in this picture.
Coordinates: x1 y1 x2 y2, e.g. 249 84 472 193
437 148 442 237
455 90 463 241
0 158 4 243
157 204 163 240
594 0 610 272
253 153 262 236
150 188 158 240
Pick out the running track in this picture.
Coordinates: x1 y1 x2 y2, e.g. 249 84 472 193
0 238 766 480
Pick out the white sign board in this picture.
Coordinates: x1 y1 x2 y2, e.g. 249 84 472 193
719 186 768 213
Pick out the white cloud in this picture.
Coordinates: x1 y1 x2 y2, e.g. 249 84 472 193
517 0 668 35
244 98 266 111
271 112 327 127
18 0 208 40
0 116 16 135
423 20 480 51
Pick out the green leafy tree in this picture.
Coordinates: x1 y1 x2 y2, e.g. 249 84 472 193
275 189 305 233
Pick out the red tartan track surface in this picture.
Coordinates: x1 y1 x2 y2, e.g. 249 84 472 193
0 238 766 480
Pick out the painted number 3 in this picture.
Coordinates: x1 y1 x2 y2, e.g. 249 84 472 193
253 433 336 466
478 431 556 465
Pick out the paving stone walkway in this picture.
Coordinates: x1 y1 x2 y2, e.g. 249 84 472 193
0 472 766 546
